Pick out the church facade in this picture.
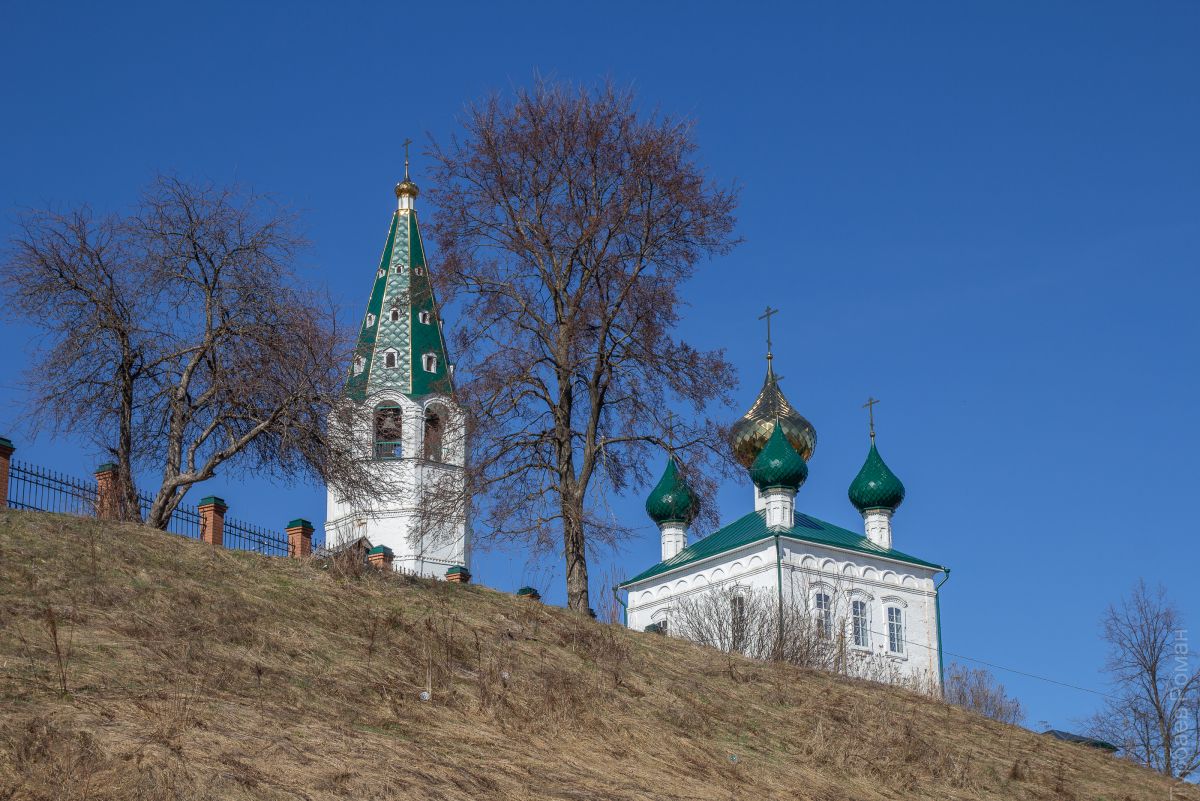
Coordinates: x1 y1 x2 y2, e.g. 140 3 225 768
324 172 471 578
620 354 948 690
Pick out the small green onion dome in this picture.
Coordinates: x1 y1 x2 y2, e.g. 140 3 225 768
645 457 699 525
749 422 809 491
848 442 906 513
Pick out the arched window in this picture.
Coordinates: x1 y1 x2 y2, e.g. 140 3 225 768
852 599 870 648
418 310 432 324
814 592 832 639
423 407 444 461
390 308 400 322
422 353 438 373
887 607 904 654
374 403 403 459
384 350 397 369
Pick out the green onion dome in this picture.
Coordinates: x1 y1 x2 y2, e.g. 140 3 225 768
848 442 905 513
749 422 809 491
729 363 817 468
645 457 699 525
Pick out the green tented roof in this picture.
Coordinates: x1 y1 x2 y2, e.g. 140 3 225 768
345 208 454 402
619 509 945 587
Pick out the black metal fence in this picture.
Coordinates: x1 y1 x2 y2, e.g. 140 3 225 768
7 461 98 515
225 517 290 557
6 459 296 558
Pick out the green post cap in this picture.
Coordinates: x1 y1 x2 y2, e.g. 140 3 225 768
446 565 469 575
287 518 314 530
0 436 16 451
367 544 394 557
199 496 227 509
645 457 700 525
95 462 118 473
516 586 541 598
749 422 809 491
848 442 905 513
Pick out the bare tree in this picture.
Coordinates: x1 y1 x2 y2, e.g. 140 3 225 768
2 207 159 520
943 663 1023 725
428 79 740 612
672 582 928 690
2 176 380 527
1088 580 1200 779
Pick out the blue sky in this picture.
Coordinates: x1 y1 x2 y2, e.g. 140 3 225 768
2 1 1197 734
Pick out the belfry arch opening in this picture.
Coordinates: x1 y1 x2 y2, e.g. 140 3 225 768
423 405 446 462
374 403 403 459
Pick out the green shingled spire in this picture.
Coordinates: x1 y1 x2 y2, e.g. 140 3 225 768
749 422 808 491
645 457 699 525
848 442 905 512
344 184 454 402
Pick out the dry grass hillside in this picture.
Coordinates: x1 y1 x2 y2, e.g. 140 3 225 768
0 511 1191 801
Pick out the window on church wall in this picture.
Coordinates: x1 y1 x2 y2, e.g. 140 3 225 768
852 600 870 648
384 351 397 369
815 592 832 639
422 353 438 373
374 404 403 459
390 308 400 322
731 595 747 653
423 408 444 461
887 607 904 654
418 310 432 324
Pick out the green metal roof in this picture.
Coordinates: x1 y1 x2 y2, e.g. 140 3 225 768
345 207 454 402
848 441 906 512
645 457 699 525
749 422 808 491
620 509 945 587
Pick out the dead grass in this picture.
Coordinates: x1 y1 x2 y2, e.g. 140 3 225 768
0 510 1193 800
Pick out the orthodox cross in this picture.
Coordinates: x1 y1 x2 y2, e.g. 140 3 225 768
758 305 779 361
402 137 413 179
664 410 678 451
862 396 880 442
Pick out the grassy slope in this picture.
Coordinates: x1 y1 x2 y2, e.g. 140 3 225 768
0 512 1191 801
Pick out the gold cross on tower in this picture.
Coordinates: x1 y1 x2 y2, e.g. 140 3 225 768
758 305 779 366
402 138 413 180
862 396 880 442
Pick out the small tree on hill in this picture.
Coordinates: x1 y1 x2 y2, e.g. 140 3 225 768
943 663 1024 725
1088 580 1200 779
428 80 741 612
1 176 378 526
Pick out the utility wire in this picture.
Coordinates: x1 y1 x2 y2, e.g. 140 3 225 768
857 623 1115 700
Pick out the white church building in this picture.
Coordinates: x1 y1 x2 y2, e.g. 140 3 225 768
324 171 470 579
619 354 949 690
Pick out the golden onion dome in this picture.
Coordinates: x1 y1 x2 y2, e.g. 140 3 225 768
394 179 420 199
729 362 817 468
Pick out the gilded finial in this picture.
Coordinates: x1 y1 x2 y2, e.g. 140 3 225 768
394 137 420 206
863 396 879 442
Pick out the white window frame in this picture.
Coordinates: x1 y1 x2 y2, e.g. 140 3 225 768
814 591 833 639
852 599 870 649
418 310 432 324
887 606 905 655
389 308 401 322
422 353 438 373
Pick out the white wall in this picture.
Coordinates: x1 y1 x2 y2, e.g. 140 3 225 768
623 536 942 690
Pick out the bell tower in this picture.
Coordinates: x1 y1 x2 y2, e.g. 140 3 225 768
325 166 470 578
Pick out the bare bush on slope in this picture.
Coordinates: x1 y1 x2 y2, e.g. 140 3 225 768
0 511 1191 800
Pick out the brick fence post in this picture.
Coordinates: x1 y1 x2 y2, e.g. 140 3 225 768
198 496 227 548
94 463 119 520
287 518 313 558
445 565 471 584
367 545 394 571
0 437 13 510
